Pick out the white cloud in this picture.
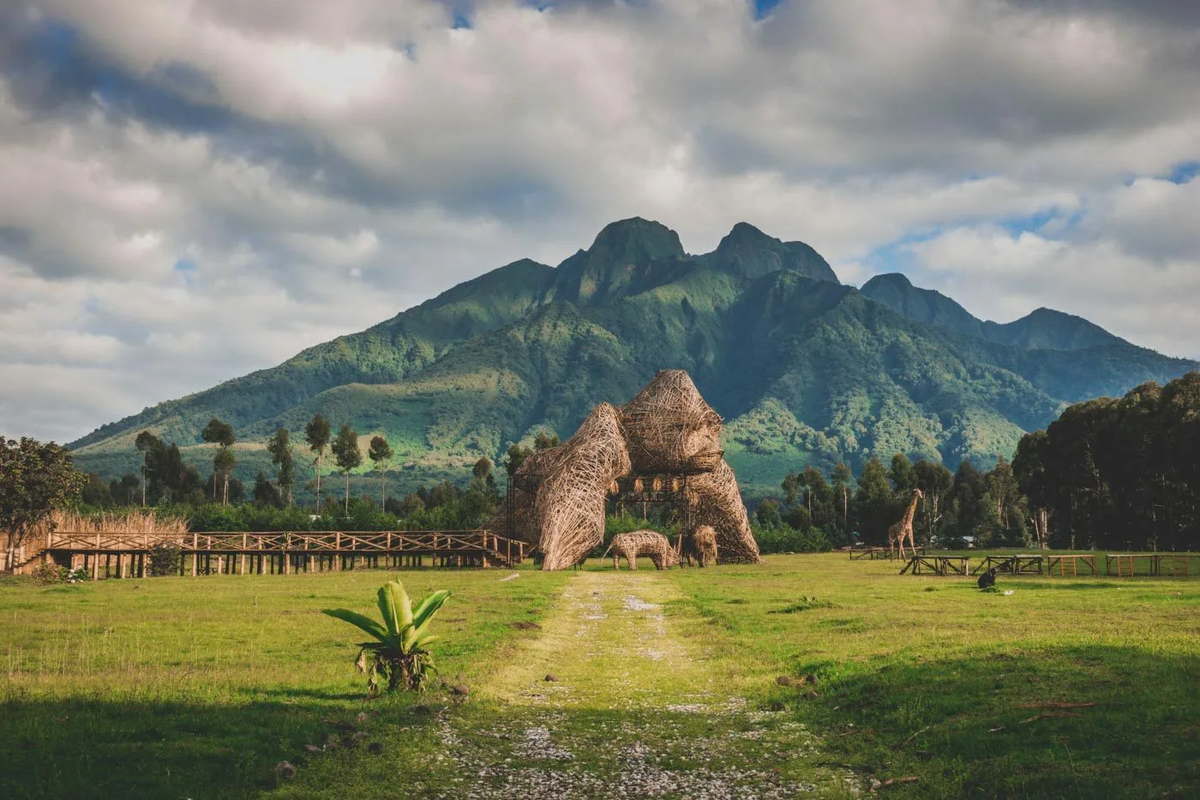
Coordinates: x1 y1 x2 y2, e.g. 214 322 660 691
0 0 1197 441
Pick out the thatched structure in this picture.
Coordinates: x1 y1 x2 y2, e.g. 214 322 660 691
489 370 760 570
620 371 724 473
682 524 718 568
603 530 679 571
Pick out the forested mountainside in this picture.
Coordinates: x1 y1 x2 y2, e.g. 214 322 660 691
71 218 1198 496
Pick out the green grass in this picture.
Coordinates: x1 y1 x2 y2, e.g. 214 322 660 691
0 567 568 799
1 555 1197 798
672 554 1200 798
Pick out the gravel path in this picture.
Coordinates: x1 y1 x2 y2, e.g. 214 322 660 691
431 571 856 798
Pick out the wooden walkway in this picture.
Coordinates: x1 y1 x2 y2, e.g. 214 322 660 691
41 529 528 580
895 552 1193 578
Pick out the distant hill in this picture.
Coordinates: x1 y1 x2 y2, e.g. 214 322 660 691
71 218 1198 497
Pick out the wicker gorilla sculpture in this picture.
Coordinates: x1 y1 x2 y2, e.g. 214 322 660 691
489 370 760 570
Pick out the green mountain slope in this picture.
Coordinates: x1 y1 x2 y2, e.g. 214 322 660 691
70 219 1198 497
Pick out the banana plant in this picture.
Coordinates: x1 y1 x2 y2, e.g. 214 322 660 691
323 580 451 694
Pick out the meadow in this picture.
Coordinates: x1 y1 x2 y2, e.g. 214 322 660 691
1 554 1197 798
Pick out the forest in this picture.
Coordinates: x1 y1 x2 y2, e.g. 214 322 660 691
28 373 1200 555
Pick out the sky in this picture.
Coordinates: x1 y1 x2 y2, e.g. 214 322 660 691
0 0 1198 443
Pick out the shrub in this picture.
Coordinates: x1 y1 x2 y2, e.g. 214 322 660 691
148 542 183 576
753 524 833 554
31 562 67 585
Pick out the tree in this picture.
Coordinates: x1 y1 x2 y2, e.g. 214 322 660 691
756 499 783 528
368 435 394 508
504 443 532 476
534 431 560 451
913 460 953 544
472 456 496 493
81 473 114 507
854 457 893 544
133 431 203 504
252 471 283 508
1 437 83 572
305 414 332 513
266 428 295 507
889 453 917 494
831 462 854 537
331 424 362 515
201 418 236 505
109 473 141 505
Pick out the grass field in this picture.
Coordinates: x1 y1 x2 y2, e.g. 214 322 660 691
1 555 1197 798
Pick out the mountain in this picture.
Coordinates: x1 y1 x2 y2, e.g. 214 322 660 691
861 273 1125 350
71 218 1198 497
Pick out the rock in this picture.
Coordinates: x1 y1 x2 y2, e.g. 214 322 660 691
775 676 794 687
324 734 342 749
870 778 882 791
302 744 323 754
544 674 558 682
355 712 369 723
804 690 820 699
275 761 297 780
334 720 357 732
368 742 384 755
451 684 470 697
804 674 819 685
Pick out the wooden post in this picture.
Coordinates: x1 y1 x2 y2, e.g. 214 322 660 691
192 532 198 576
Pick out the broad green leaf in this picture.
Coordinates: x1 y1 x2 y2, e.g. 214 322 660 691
323 608 388 644
377 581 413 636
412 590 451 632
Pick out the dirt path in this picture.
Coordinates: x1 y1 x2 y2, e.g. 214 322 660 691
432 571 853 798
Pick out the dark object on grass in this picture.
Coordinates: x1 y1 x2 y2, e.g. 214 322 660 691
978 568 997 589
368 742 384 755
776 675 794 687
545 674 558 682
451 684 470 696
509 621 541 630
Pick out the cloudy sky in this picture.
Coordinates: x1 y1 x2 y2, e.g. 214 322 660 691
1 0 1198 443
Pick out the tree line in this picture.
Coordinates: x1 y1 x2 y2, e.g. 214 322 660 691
754 452 1029 551
21 372 1200 552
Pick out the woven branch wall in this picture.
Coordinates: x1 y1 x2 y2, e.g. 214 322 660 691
606 529 679 570
494 369 761 570
534 402 631 570
687 460 759 563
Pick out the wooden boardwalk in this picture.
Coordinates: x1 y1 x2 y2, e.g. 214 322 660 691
40 529 528 580
895 552 1194 578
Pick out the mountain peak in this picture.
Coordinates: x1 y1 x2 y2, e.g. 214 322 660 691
588 217 684 262
707 223 839 284
862 272 914 290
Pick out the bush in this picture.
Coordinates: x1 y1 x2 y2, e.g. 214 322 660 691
31 562 67 585
752 524 833 554
148 542 183 576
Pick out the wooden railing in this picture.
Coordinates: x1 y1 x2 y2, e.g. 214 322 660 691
39 529 527 579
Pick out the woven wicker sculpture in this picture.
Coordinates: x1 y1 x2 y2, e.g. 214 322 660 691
489 370 760 569
681 524 719 568
603 530 679 571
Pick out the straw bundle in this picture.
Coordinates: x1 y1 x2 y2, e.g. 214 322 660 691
533 403 632 570
620 371 724 473
686 461 760 563
603 529 679 571
682 524 718 567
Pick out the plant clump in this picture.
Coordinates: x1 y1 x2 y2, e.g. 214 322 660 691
323 580 450 694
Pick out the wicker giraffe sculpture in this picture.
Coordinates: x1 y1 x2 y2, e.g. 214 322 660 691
888 488 923 559
602 530 679 571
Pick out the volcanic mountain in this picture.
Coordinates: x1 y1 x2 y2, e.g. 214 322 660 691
70 218 1198 496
